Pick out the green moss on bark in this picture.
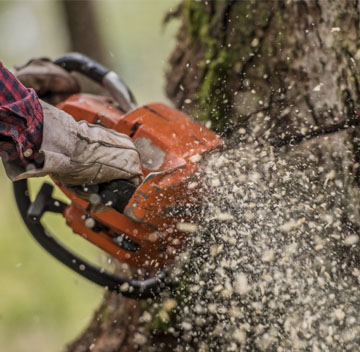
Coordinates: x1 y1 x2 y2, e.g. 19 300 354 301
183 0 275 132
197 49 234 131
184 0 234 132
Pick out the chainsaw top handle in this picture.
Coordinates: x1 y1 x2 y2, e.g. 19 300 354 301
54 52 109 82
53 52 136 112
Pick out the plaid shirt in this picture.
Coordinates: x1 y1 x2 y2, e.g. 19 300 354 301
0 61 43 167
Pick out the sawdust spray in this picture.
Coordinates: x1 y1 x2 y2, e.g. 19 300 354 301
166 133 360 351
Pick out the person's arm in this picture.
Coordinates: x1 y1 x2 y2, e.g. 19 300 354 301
0 61 43 167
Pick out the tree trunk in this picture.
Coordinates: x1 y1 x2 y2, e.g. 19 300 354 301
62 0 105 64
65 1 360 351
61 0 108 95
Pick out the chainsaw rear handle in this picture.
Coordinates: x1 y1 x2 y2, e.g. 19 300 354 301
54 52 136 112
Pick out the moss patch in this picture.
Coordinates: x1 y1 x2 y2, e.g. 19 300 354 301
184 0 235 132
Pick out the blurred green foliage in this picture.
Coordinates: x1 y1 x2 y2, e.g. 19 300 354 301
0 1 178 351
0 171 103 352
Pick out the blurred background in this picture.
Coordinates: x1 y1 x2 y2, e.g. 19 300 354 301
0 1 179 351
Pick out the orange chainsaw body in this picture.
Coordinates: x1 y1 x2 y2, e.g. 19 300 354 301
56 94 222 268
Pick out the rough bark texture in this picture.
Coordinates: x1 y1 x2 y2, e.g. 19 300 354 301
65 292 175 352
65 1 360 351
166 0 360 140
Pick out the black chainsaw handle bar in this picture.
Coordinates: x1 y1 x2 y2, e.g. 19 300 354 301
53 52 136 112
13 179 169 299
54 52 109 83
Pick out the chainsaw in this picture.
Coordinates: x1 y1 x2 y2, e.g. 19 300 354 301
13 53 222 299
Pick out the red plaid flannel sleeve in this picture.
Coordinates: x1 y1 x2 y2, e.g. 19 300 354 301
0 61 43 167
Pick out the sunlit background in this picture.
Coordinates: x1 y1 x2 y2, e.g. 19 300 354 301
0 1 179 351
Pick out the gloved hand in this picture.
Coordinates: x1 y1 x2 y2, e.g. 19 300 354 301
14 58 80 104
3 101 143 187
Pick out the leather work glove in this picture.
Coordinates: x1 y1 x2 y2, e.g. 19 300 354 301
14 58 80 105
3 101 143 187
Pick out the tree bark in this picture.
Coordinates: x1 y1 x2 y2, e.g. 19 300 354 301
166 1 360 139
61 0 109 95
61 0 105 64
65 1 360 351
